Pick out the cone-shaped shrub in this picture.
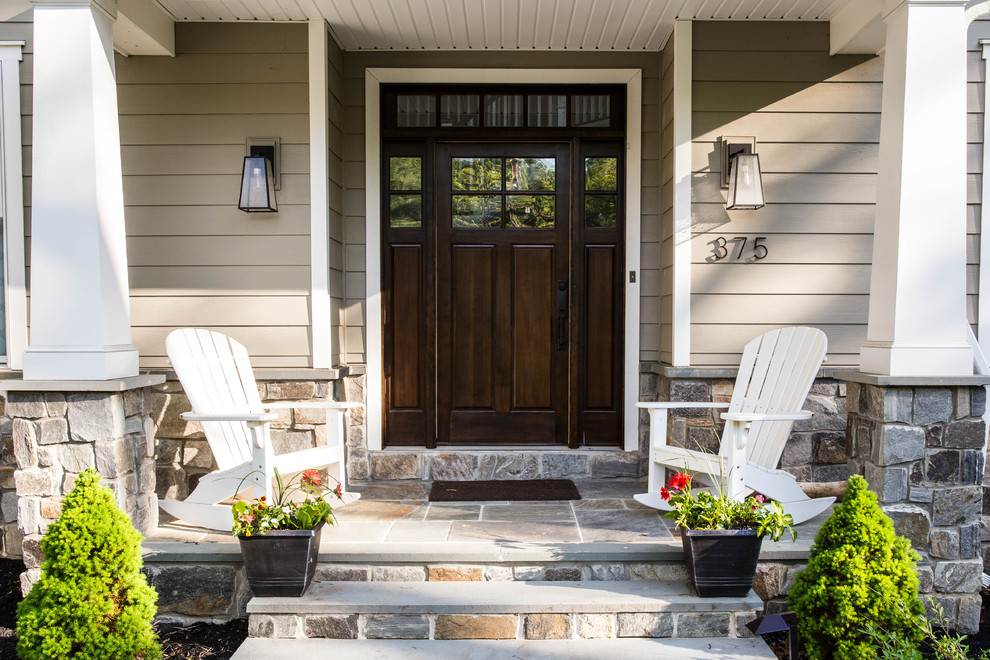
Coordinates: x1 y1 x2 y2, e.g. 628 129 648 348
788 474 923 659
17 469 161 659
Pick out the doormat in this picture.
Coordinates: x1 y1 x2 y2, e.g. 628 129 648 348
429 479 581 502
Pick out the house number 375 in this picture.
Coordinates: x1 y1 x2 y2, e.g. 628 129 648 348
710 236 768 261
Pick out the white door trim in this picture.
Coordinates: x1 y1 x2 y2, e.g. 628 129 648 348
365 67 643 452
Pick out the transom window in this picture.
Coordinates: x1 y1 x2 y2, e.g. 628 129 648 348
383 85 624 133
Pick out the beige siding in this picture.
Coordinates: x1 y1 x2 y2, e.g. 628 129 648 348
342 50 662 364
116 23 312 368
0 13 33 322
659 40 674 364
329 30 345 367
689 21 879 367
968 19 988 337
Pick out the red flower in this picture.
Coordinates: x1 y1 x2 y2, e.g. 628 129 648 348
660 487 671 501
668 473 691 491
334 484 343 499
302 469 323 487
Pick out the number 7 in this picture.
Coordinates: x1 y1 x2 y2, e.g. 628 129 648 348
731 236 747 260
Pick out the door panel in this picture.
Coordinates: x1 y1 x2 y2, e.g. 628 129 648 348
437 142 570 445
512 245 554 409
451 245 496 409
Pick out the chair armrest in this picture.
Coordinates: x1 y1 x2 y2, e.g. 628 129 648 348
637 402 730 409
180 412 278 422
263 401 363 410
720 410 813 422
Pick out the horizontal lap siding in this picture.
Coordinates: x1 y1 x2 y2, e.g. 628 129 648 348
968 19 989 339
329 31 346 367
342 50 661 365
116 23 311 368
690 21 879 367
0 14 32 328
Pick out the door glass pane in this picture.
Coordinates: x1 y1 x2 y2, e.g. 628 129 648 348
440 94 480 127
390 156 422 190
397 94 436 127
572 95 611 128
484 94 523 127
585 195 617 228
527 95 566 127
507 195 555 229
452 195 501 228
451 157 502 191
506 157 555 192
390 194 422 228
584 157 617 191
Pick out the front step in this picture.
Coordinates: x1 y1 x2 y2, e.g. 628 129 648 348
246 579 761 641
233 637 777 659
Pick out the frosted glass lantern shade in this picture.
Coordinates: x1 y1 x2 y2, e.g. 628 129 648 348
238 156 277 212
726 153 765 210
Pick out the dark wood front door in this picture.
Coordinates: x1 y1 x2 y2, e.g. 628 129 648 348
435 143 570 445
380 96 626 449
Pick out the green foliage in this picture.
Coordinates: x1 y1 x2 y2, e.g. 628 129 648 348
789 475 923 660
862 597 990 660
663 472 797 542
17 470 160 660
232 468 338 536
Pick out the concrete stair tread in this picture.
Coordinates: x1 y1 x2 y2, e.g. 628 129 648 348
232 637 778 659
247 579 762 615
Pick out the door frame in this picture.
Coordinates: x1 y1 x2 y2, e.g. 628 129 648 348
365 67 643 452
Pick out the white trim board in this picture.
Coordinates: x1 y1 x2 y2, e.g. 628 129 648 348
308 20 332 368
0 42 27 370
671 21 692 367
981 39 990 356
365 67 644 452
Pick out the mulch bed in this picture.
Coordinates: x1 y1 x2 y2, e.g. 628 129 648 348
0 558 248 659
766 590 990 659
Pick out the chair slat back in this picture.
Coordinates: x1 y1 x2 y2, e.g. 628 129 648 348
166 329 264 470
725 327 827 467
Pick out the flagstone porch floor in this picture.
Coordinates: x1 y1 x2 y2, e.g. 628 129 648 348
144 478 826 561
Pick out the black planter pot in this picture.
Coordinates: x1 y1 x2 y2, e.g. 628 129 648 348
238 522 324 597
680 528 763 598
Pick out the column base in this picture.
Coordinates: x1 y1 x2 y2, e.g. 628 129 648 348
860 341 973 377
22 344 139 381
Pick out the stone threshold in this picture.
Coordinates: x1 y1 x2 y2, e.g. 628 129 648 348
143 537 813 564
232 637 777 659
0 372 165 391
833 370 990 386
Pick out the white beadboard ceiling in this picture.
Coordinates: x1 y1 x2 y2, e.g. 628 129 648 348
154 0 851 50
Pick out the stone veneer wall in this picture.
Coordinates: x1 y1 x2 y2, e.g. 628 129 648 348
153 374 367 502
0 386 160 591
844 380 986 634
646 368 849 485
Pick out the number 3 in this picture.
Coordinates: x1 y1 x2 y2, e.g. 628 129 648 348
711 236 728 260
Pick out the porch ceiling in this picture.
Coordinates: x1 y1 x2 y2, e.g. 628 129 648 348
154 0 851 50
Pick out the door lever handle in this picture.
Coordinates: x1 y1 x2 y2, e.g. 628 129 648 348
557 280 568 350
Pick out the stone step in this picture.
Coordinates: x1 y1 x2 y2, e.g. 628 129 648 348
232 637 778 659
247 580 762 641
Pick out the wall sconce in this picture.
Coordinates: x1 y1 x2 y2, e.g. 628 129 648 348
238 138 280 213
720 136 765 210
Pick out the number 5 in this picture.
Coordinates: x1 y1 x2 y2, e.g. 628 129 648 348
753 236 768 260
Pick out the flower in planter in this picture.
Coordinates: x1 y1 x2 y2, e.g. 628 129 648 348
232 468 342 537
662 471 796 543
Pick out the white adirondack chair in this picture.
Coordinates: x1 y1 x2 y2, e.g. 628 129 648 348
635 327 834 525
158 328 360 531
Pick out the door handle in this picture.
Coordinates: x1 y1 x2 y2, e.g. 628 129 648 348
557 280 568 350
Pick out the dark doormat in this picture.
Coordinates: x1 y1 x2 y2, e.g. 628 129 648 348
429 479 581 502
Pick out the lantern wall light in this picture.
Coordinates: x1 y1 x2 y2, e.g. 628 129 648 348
238 137 280 213
720 136 765 211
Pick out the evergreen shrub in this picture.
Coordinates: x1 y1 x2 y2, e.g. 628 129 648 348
788 474 923 659
17 469 161 659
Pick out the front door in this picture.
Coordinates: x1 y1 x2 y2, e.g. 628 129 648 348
435 143 570 445
380 84 626 449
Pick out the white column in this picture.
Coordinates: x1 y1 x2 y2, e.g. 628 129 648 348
308 20 331 368
22 0 138 380
860 0 973 376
